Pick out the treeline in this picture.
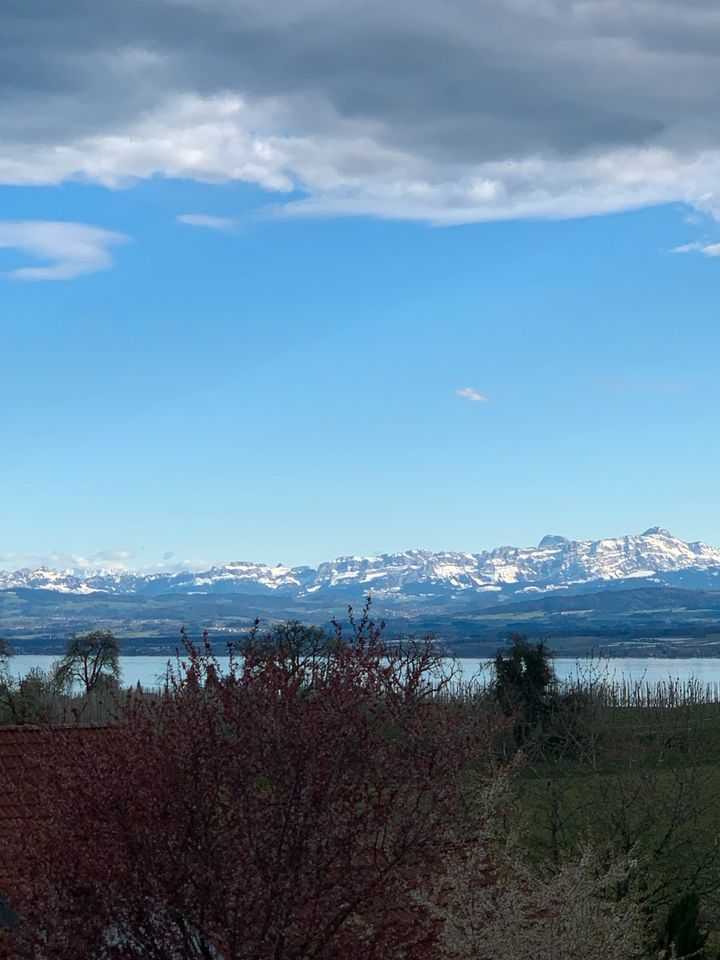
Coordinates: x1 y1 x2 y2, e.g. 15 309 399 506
1 616 720 957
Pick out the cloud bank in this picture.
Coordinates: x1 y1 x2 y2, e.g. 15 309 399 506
0 221 129 280
4 1 720 223
0 549 135 570
0 548 210 574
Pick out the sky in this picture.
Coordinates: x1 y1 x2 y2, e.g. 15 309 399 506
2 0 720 570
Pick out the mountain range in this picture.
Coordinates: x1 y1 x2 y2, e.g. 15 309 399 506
6 529 720 655
3 528 720 602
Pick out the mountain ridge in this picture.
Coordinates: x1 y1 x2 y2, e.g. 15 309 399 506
3 528 720 602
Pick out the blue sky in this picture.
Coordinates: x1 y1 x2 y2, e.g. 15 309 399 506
2 182 719 568
2 1 720 569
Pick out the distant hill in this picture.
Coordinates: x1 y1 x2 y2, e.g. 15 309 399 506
483 587 720 616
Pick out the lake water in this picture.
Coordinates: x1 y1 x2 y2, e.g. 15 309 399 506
8 654 720 690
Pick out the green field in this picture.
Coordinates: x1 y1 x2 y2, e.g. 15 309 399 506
509 695 720 952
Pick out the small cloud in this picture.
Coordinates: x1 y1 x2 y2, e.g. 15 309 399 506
177 213 237 231
0 220 129 280
670 241 720 258
455 387 489 403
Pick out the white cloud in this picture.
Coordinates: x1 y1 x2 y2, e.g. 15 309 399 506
0 220 129 281
7 93 720 227
0 549 135 570
8 3 720 224
0 548 212 574
0 95 294 192
177 212 237 230
455 387 489 403
671 240 720 257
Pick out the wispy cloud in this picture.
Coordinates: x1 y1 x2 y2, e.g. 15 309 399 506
0 548 212 574
454 387 489 403
0 220 129 280
0 548 135 570
670 241 720 258
177 213 237 231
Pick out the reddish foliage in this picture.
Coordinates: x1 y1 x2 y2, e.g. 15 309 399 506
0 725 110 891
1 614 498 960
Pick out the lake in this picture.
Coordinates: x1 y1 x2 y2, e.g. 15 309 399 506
8 654 720 690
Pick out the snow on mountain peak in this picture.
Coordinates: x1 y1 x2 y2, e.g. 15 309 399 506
2 530 720 599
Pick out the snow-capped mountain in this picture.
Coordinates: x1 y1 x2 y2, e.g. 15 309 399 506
303 528 720 597
3 528 720 601
472 527 720 591
0 567 101 595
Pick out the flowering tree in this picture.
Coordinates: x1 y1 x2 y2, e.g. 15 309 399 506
3 610 499 960
430 835 645 960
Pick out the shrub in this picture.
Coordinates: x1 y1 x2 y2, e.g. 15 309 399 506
3 614 499 960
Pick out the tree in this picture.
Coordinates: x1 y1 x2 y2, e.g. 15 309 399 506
0 667 64 726
429 839 644 960
236 618 335 676
660 891 709 960
53 629 121 694
494 633 555 743
0 638 11 691
4 616 500 960
0 640 12 724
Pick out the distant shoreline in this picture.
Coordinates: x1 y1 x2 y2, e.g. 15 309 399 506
7 647 720 660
